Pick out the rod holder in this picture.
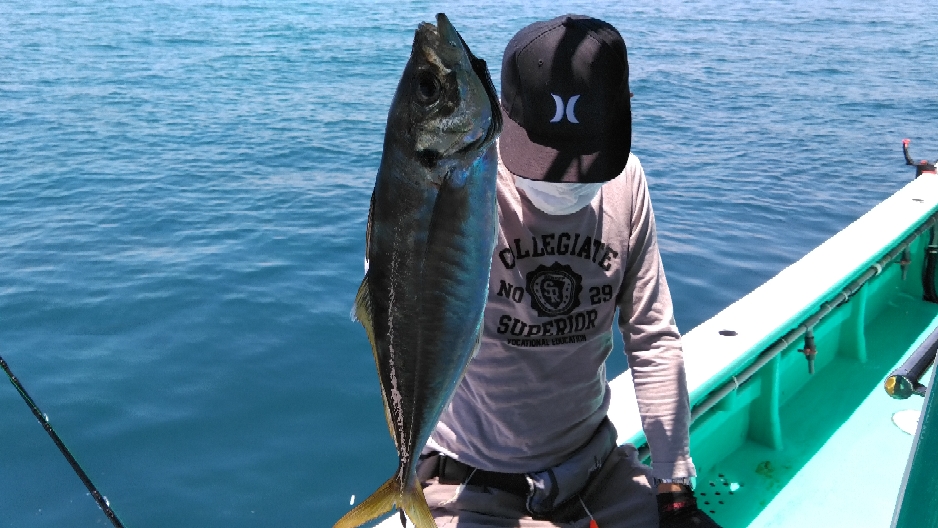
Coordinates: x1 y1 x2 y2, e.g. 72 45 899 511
900 248 912 281
799 328 817 374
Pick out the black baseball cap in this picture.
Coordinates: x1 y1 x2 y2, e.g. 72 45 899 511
500 15 631 183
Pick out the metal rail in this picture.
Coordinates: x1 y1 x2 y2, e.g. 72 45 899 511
690 210 938 423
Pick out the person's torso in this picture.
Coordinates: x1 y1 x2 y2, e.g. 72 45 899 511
430 153 642 473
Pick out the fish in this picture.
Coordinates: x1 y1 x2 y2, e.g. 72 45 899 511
334 13 502 528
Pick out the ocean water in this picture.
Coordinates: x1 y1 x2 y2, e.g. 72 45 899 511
1 1 936 526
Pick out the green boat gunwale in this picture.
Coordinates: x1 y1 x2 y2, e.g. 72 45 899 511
608 173 938 527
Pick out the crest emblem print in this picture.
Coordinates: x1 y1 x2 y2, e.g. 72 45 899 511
549 94 580 123
526 262 583 317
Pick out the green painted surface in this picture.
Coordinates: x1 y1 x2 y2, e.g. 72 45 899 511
685 228 938 527
893 364 938 528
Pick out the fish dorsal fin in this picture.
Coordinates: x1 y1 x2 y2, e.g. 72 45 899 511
353 276 399 451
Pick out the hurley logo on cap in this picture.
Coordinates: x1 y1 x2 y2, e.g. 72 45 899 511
549 94 581 123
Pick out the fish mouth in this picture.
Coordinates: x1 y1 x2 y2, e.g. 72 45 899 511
434 13 460 49
435 13 503 148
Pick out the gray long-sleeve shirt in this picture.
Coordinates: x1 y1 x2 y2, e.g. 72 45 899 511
429 152 695 480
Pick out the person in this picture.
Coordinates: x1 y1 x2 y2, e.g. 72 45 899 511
903 139 936 178
415 14 720 528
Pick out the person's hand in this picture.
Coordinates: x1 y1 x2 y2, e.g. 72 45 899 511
657 487 722 528
903 139 911 147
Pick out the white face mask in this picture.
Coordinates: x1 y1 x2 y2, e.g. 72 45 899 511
513 176 604 215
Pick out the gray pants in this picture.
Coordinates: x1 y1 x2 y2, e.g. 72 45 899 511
418 445 659 528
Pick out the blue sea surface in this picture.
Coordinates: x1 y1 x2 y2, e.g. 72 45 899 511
1 1 936 526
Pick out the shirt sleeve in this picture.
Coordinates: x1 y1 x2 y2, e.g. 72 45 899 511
617 158 696 479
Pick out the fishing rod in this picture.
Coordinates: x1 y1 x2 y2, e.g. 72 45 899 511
0 354 126 528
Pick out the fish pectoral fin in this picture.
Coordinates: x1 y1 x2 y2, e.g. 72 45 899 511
333 476 438 528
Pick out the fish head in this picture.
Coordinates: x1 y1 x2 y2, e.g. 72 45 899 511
392 13 502 169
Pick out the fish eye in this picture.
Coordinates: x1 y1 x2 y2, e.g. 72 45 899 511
416 70 441 105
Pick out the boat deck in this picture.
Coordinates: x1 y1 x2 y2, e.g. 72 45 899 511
701 296 935 527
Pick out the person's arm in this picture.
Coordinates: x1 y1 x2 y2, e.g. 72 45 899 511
617 159 721 528
616 158 693 481
904 139 916 166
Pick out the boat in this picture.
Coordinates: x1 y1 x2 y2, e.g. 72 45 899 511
374 167 938 528
609 169 938 527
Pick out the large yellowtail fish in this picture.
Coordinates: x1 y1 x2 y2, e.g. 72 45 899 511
334 13 502 528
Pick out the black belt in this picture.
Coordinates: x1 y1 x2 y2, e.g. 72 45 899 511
420 453 530 497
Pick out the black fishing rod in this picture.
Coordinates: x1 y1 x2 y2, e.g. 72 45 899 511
0 354 126 528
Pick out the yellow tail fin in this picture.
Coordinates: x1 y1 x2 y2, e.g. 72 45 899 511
334 475 436 528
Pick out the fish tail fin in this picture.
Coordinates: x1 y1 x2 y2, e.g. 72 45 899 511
334 477 398 528
333 476 437 528
402 480 436 528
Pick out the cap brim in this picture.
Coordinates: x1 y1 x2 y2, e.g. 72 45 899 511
499 105 630 183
